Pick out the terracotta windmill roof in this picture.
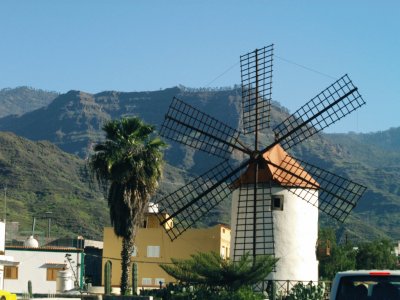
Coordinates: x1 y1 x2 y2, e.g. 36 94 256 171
233 144 319 189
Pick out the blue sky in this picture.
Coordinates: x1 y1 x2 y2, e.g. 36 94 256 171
0 1 399 133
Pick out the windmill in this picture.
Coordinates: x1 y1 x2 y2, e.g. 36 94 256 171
153 44 367 284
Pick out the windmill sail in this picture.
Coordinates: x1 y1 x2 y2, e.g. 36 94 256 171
240 44 273 134
272 74 365 151
233 183 275 260
160 97 249 158
155 159 246 241
270 155 367 222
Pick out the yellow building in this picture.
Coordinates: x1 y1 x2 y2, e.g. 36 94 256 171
102 211 231 291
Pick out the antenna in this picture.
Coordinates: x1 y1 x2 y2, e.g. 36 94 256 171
32 217 36 236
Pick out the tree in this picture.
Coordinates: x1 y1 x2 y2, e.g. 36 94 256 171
89 117 166 294
160 251 278 293
318 228 356 280
356 239 398 270
319 228 399 280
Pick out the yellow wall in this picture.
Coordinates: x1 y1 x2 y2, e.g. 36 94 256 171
102 215 231 290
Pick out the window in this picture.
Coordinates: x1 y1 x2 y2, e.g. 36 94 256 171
155 278 165 287
272 195 284 211
142 278 152 285
220 245 229 259
220 245 227 259
4 266 18 279
47 268 64 281
147 245 160 258
131 245 138 257
219 246 226 258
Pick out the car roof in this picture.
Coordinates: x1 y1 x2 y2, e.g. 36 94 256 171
336 270 400 276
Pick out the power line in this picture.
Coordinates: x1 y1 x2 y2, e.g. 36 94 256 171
204 61 240 88
98 254 174 265
202 53 338 89
275 55 338 80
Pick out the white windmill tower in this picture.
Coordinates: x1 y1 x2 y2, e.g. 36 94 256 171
230 143 320 281
154 44 367 287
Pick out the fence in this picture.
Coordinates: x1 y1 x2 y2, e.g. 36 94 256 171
256 280 332 300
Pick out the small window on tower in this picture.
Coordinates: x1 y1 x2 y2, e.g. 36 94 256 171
272 195 284 211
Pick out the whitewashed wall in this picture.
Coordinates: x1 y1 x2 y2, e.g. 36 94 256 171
0 222 5 253
269 188 319 281
0 221 5 290
3 248 82 294
231 186 319 281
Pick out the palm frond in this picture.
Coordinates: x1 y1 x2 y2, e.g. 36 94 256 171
160 251 278 291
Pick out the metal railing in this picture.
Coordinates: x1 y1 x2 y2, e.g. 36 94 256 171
258 280 332 300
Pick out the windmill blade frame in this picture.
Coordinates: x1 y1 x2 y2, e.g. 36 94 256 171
272 74 365 151
240 44 273 134
268 155 367 222
155 159 249 241
160 97 251 158
232 182 275 261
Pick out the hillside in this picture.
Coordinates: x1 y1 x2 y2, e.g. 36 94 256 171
0 131 192 241
0 87 58 118
0 131 108 239
329 128 400 153
291 133 400 241
0 86 400 242
323 130 400 240
0 87 286 173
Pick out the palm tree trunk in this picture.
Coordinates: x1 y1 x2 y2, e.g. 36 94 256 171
121 236 134 294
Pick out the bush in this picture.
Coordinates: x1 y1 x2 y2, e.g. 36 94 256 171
285 282 325 300
192 286 264 300
141 284 265 300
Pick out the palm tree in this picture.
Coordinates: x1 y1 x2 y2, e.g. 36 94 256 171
89 117 166 294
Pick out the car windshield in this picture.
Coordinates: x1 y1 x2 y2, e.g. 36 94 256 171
336 275 400 300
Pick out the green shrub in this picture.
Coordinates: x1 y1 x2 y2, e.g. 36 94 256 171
285 281 325 300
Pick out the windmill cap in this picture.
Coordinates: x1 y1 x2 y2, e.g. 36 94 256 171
232 144 319 189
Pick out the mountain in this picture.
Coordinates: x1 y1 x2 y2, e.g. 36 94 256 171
0 131 108 239
0 87 242 173
0 87 58 118
329 128 400 153
292 132 400 241
0 131 191 240
0 86 399 242
323 130 400 240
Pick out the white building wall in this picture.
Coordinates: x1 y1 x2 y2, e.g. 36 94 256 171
231 186 319 281
0 222 5 253
3 248 82 294
0 221 5 290
0 265 3 290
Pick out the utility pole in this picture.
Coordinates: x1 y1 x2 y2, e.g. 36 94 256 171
3 185 6 222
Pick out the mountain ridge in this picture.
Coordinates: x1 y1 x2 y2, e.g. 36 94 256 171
0 86 58 118
0 86 399 241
